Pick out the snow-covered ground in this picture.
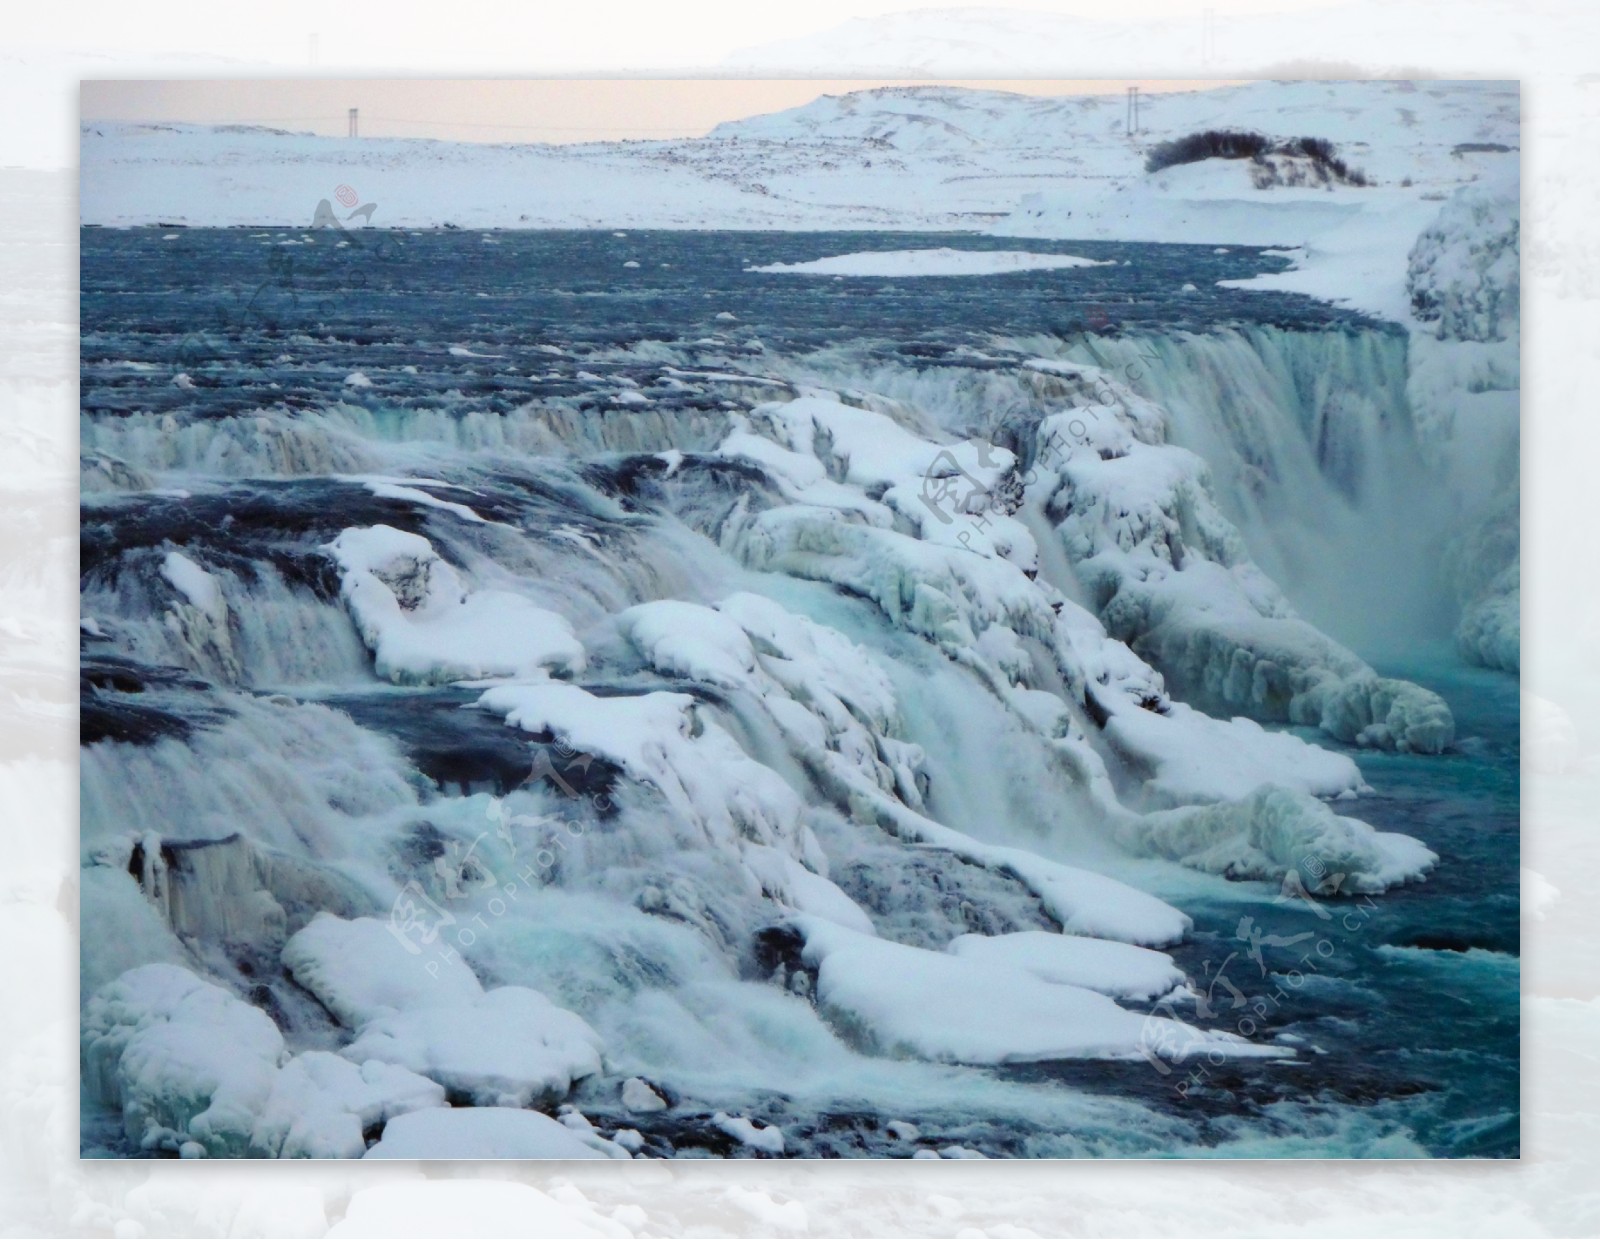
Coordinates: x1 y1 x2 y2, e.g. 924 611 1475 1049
748 248 1113 276
81 79 1515 242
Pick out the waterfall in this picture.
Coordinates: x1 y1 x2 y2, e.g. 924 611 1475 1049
79 232 1486 1159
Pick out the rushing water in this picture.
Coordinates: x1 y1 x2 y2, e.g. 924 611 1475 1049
79 228 1516 1158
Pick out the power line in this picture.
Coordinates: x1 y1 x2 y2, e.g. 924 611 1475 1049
133 114 701 135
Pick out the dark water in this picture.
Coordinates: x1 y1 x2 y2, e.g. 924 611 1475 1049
80 227 1387 422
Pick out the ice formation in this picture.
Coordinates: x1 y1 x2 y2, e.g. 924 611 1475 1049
82 963 284 1157
1405 182 1521 671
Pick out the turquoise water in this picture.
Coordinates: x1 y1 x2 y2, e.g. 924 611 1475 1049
1136 653 1520 1157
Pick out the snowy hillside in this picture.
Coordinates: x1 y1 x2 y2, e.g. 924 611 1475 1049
82 80 1516 249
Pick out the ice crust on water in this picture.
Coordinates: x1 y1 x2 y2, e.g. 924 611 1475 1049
1120 785 1439 894
325 524 586 684
747 247 1114 277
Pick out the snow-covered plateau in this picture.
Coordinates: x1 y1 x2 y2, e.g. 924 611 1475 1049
79 78 1520 1159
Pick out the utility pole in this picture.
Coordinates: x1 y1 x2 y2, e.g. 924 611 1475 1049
348 107 359 139
1126 85 1140 136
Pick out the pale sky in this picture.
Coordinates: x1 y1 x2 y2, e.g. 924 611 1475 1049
81 78 1241 145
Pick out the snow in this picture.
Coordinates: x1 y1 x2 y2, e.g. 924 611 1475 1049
325 524 586 684
1102 698 1367 806
711 1112 786 1154
364 1107 624 1159
794 917 1281 1065
80 81 1515 238
475 679 820 872
282 914 603 1108
282 913 484 1028
946 931 1189 1004
81 964 285 1157
159 552 226 623
618 599 757 688
342 987 605 1108
747 248 1112 276
620 1077 668 1113
249 1053 445 1159
339 474 488 523
923 837 1192 947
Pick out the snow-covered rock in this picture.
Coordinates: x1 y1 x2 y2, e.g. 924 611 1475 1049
82 964 285 1157
620 1076 668 1113
476 679 821 872
1405 182 1521 672
794 917 1280 1065
284 914 603 1108
282 913 484 1028
341 986 604 1108
325 524 586 684
711 1112 786 1155
1036 368 1455 752
1408 184 1520 344
249 1053 444 1159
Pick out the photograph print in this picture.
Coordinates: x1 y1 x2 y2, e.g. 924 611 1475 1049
79 77 1520 1159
